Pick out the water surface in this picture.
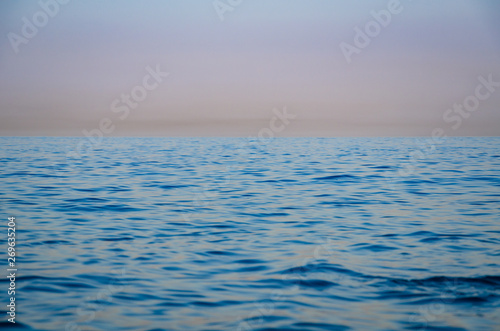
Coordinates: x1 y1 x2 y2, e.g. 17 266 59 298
0 137 499 330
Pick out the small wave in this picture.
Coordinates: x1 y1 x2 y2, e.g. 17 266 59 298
314 174 357 181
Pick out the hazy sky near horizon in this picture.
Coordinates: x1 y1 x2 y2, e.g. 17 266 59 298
1 0 499 136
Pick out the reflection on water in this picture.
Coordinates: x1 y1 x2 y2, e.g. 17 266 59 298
0 137 499 330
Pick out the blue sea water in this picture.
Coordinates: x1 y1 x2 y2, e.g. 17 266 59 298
0 137 499 331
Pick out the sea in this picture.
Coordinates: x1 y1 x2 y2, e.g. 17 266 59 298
0 137 499 330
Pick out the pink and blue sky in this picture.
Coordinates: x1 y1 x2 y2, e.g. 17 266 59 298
1 0 499 136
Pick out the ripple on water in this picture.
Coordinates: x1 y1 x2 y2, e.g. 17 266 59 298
1 137 499 330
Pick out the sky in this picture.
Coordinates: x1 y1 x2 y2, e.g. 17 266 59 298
0 0 499 136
